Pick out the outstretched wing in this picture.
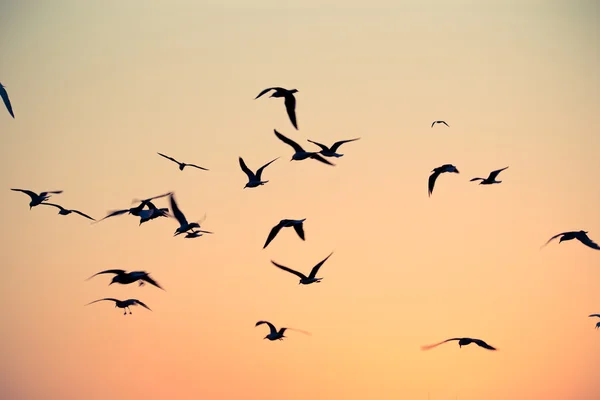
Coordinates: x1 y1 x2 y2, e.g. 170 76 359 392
142 275 165 290
239 157 256 180
95 209 130 223
541 232 568 248
589 314 600 318
474 339 497 350
420 338 459 351
284 94 298 129
157 152 180 165
187 164 209 171
255 157 279 180
488 166 509 181
271 260 308 280
133 299 152 311
310 153 335 166
428 171 440 197
255 320 277 335
0 83 14 118
286 327 312 336
169 193 188 226
578 233 600 250
255 87 277 99
431 121 436 128
85 298 119 306
441 121 449 127
470 177 484 182
71 209 96 221
86 269 126 281
263 223 283 249
293 222 305 241
10 188 38 200
330 138 360 152
306 139 329 151
40 202 64 211
274 129 305 152
308 252 333 278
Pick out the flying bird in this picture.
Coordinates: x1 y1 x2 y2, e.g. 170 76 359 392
306 138 361 158
95 192 172 223
184 229 213 239
157 152 209 171
431 120 449 128
255 321 311 341
0 82 14 118
85 298 152 315
542 230 600 250
263 218 306 249
274 130 335 166
421 337 497 351
470 166 509 185
428 164 459 197
169 193 207 236
271 252 333 285
11 188 63 209
86 269 165 290
40 203 95 221
255 87 299 129
239 156 279 188
137 201 169 226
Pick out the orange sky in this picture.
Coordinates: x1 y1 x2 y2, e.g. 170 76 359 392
0 1 599 399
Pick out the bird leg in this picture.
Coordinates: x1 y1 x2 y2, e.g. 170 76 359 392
138 281 145 287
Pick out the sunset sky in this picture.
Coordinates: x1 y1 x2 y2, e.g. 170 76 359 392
0 1 598 399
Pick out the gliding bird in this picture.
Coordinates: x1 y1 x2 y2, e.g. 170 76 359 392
137 201 169 225
239 156 279 188
274 130 335 166
421 337 497 351
271 252 333 285
0 82 14 118
95 192 172 223
85 298 152 315
40 203 95 221
306 137 361 158
431 120 449 128
542 231 600 250
11 188 63 209
428 164 459 197
86 269 164 290
263 218 306 249
157 152 209 171
169 193 209 236
470 166 509 185
255 87 299 129
255 321 311 341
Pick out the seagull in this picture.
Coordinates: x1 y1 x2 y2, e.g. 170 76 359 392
541 231 600 250
157 152 209 171
431 120 449 128
255 87 299 130
95 192 172 223
271 252 333 285
589 314 600 318
40 203 95 221
274 130 335 166
0 82 14 118
11 189 63 209
86 269 165 290
263 218 306 249
428 164 459 197
184 229 213 239
85 298 152 315
306 138 361 158
169 193 207 236
470 166 509 185
255 321 311 341
421 337 497 351
239 156 279 188
138 201 169 225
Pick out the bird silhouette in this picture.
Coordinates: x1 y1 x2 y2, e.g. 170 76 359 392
169 193 208 236
428 164 459 197
0 82 14 118
137 201 169 226
157 152 209 171
421 337 497 351
255 321 311 341
431 120 449 128
95 192 172 223
40 203 95 221
263 218 306 249
239 156 279 188
86 269 165 290
271 252 333 285
470 166 509 185
85 298 152 315
11 188 63 209
255 87 299 129
542 230 600 250
274 130 335 166
306 138 361 158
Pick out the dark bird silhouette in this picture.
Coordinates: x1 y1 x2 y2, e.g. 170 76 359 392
542 230 600 250
85 298 152 315
274 130 335 166
255 87 299 129
157 152 209 171
137 201 169 226
428 164 459 197
255 321 311 341
95 192 172 223
306 138 361 158
431 120 449 128
271 252 333 285
239 156 279 188
263 218 306 249
169 193 209 236
40 203 95 221
86 269 165 290
421 337 497 351
11 188 63 209
0 82 14 118
470 166 509 185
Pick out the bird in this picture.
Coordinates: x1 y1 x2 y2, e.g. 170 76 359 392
271 252 333 285
273 130 335 166
184 229 213 239
11 188 63 209
0 82 14 118
263 218 306 249
541 230 600 250
169 193 207 236
428 164 459 197
421 337 497 351
255 321 288 341
431 120 449 128
470 166 509 185
137 201 169 226
306 138 361 158
86 269 165 290
85 298 152 315
40 203 95 221
255 87 299 129
95 192 172 223
157 152 209 171
589 314 600 318
239 156 279 188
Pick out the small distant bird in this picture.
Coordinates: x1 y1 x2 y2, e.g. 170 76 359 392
431 120 449 128
169 193 208 236
255 321 311 341
255 87 299 130
138 201 169 225
86 269 165 290
470 166 509 185
11 188 63 209
542 231 600 251
421 337 497 351
271 252 333 285
274 130 335 166
85 298 152 315
239 156 279 188
40 203 95 221
185 229 213 239
306 138 361 158
263 218 306 249
428 164 459 197
157 152 209 171
95 192 172 223
0 82 14 118
590 314 600 318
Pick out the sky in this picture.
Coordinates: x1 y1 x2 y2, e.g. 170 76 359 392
0 0 598 399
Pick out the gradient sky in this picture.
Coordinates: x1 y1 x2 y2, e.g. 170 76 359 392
0 1 598 399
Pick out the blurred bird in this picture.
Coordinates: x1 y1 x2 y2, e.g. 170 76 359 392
86 269 165 290
421 337 497 351
263 218 306 249
11 188 63 209
169 193 208 236
157 152 209 171
255 321 311 341
274 130 335 166
138 201 169 226
306 138 361 158
470 166 509 185
271 252 333 285
85 298 152 315
428 164 459 197
255 87 299 129
542 230 600 250
0 82 14 118
431 120 449 128
95 192 172 223
239 156 279 188
40 202 95 221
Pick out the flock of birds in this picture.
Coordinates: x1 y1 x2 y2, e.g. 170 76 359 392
1 81 598 350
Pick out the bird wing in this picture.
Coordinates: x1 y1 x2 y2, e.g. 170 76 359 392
263 223 283 249
286 327 312 336
169 193 188 226
309 252 333 278
86 269 126 281
140 191 173 204
274 129 305 152
469 178 484 182
238 157 256 180
141 275 165 290
541 232 568 248
254 87 277 99
157 152 180 165
95 209 130 223
420 338 459 351
40 202 65 211
255 320 277 335
284 94 298 129
306 139 330 151
0 84 14 118
330 138 360 152
431 121 436 128
11 188 38 200
310 153 335 166
133 299 152 311
293 222 305 241
473 339 497 350
441 121 449 127
187 164 209 171
588 314 600 318
428 171 440 197
578 233 600 250
71 209 96 221
271 260 308 280
255 157 279 180
488 166 509 180
85 298 119 306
